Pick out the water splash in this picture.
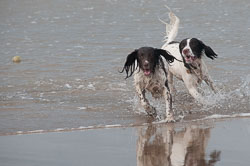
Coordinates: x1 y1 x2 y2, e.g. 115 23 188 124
128 75 250 120
200 75 250 114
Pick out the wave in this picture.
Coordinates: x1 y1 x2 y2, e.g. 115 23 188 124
203 113 250 120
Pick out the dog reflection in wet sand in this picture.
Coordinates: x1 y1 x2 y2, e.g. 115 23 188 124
137 125 220 166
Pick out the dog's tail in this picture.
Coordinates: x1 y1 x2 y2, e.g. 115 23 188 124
159 6 180 48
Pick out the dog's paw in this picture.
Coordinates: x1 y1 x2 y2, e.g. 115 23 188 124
213 87 218 94
154 115 162 121
145 106 157 117
165 118 176 123
164 115 176 123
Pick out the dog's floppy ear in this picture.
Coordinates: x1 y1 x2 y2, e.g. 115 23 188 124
154 48 180 63
200 40 218 60
120 49 138 79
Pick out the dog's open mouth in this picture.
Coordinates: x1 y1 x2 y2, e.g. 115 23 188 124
185 55 196 63
144 69 151 76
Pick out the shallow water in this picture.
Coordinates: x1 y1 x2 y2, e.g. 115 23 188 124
0 0 250 135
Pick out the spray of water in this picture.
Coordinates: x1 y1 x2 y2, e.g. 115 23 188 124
129 74 250 121
196 74 250 115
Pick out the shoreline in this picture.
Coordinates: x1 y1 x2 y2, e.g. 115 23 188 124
1 112 250 136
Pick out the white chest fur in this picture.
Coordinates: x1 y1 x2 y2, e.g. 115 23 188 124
134 66 167 99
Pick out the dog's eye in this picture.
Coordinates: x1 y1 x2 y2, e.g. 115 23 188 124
180 44 185 51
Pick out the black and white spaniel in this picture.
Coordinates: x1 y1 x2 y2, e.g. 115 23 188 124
161 12 218 104
120 47 179 122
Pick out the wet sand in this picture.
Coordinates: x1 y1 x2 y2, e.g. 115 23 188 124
1 117 250 166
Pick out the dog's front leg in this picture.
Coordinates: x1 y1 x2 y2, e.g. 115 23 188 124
135 83 157 118
163 87 175 122
167 72 176 95
183 76 205 104
187 86 205 104
203 75 218 93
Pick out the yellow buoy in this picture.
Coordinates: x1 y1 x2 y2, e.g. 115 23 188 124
12 56 21 63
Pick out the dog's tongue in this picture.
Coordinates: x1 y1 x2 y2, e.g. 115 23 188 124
144 70 151 76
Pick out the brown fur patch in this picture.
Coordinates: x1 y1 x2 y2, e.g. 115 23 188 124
186 70 192 74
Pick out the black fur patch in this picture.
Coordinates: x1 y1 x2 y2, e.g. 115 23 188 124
179 38 218 70
120 47 176 79
189 38 203 59
168 41 179 45
179 38 188 54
